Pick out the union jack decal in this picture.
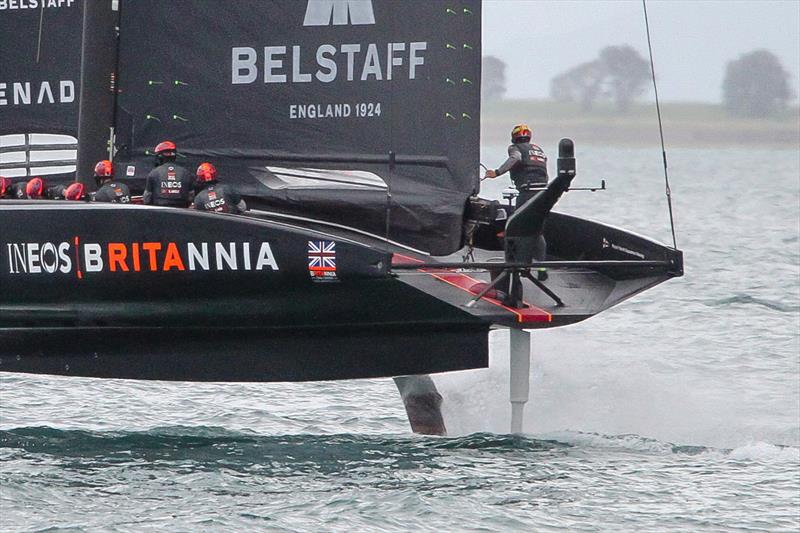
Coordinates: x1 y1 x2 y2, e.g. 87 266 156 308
308 240 337 281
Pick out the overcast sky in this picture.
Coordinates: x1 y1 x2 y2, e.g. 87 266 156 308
482 0 800 103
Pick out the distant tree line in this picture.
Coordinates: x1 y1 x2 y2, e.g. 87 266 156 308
549 45 650 113
483 46 795 119
722 50 794 118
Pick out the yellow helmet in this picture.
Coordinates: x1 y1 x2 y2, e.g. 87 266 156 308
511 124 532 143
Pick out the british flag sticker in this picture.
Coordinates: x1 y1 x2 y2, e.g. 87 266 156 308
307 240 338 282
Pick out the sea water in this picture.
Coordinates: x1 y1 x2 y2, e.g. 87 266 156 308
1 145 798 532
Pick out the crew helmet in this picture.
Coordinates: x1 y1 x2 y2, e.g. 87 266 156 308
26 177 46 198
196 162 218 184
154 140 177 157
511 124 532 143
94 160 113 178
65 182 86 201
0 177 11 197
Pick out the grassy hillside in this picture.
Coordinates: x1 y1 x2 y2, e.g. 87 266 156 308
482 100 800 148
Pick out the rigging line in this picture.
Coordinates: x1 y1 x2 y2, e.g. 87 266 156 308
35 1 45 63
383 7 398 251
479 163 490 181
110 1 123 162
642 0 678 250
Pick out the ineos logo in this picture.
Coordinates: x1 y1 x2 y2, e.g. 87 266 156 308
303 0 375 26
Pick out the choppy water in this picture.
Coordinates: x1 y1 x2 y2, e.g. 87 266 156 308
1 145 799 532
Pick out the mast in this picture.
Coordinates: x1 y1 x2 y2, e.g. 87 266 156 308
75 0 119 189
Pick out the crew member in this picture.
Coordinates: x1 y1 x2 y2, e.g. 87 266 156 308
143 140 193 207
484 124 548 206
192 162 247 214
24 177 47 199
6 177 44 199
64 182 87 201
0 177 12 198
10 180 28 199
47 184 67 200
92 160 131 203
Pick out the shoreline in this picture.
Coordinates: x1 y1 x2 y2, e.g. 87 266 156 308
481 99 800 148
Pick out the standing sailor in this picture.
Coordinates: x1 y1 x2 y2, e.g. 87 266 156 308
192 162 247 214
92 160 131 203
143 141 193 207
484 124 548 206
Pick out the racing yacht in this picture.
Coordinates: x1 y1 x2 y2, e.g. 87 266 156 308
0 0 682 433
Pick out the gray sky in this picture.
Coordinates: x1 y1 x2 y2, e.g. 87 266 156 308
482 0 800 102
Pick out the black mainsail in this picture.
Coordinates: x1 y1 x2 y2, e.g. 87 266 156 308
112 0 481 254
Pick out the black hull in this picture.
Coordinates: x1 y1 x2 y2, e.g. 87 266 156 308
0 324 486 382
0 201 680 382
0 201 490 380
394 210 683 328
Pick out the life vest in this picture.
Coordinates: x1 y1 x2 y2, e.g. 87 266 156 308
147 163 193 207
95 182 132 203
194 184 241 213
509 142 548 190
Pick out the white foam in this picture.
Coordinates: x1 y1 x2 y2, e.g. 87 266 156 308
436 326 800 451
727 442 800 462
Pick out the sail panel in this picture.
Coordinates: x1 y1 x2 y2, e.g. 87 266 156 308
114 0 481 254
0 0 84 137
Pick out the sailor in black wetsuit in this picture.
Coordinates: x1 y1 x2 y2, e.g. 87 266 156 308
192 162 247 214
64 182 87 201
46 184 67 200
486 124 551 264
92 160 131 203
484 124 548 207
143 141 193 207
17 177 47 199
0 177 12 199
10 181 28 199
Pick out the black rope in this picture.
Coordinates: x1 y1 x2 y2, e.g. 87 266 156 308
642 0 678 250
36 1 45 63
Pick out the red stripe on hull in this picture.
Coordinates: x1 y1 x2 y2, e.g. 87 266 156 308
393 254 551 323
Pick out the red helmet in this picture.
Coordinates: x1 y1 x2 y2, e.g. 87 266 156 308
511 124 532 143
196 162 217 183
65 182 86 201
26 177 46 198
154 140 177 155
94 160 113 178
0 177 11 197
